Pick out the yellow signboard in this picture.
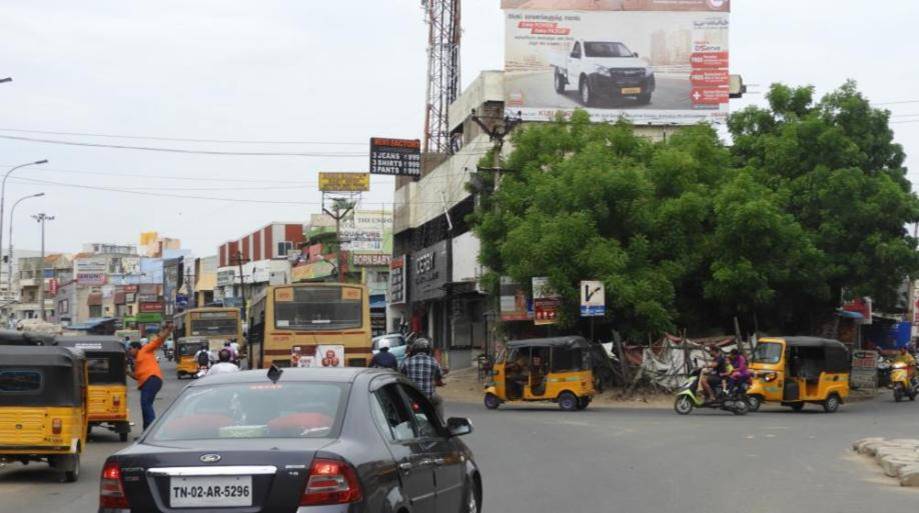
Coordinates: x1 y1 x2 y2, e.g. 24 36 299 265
318 172 370 192
291 261 335 282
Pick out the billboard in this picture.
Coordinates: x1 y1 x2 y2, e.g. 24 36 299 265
370 138 422 177
503 0 730 124
532 276 560 325
318 172 370 192
74 257 107 285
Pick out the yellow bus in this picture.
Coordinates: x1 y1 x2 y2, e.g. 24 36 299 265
174 307 244 354
248 282 372 369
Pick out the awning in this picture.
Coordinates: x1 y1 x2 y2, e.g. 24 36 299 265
87 293 102 306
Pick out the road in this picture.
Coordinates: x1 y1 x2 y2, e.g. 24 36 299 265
2 362 918 513
506 70 693 111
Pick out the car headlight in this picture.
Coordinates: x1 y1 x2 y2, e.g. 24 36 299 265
593 65 611 75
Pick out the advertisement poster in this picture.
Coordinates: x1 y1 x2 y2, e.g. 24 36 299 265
370 137 422 177
291 347 316 368
500 277 533 321
503 0 729 124
390 256 407 305
316 345 345 368
318 172 370 192
74 257 107 285
532 276 561 325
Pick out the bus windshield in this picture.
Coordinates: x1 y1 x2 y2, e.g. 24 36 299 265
275 287 361 331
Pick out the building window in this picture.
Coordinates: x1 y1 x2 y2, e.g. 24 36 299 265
89 305 102 318
277 241 293 257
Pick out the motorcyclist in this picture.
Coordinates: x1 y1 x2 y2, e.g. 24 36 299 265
399 338 445 418
700 345 731 400
894 347 917 384
727 348 751 393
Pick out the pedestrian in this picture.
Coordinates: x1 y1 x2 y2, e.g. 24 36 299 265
399 338 445 418
207 349 241 376
370 346 398 370
127 323 174 431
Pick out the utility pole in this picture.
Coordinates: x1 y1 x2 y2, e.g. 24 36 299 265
470 111 522 357
32 213 54 321
323 198 356 283
231 251 249 320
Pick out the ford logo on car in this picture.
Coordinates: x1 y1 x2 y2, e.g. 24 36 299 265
199 454 221 463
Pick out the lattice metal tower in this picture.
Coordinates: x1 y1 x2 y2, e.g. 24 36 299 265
422 0 461 154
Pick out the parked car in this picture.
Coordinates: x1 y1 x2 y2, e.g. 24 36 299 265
372 333 410 366
99 367 481 513
551 40 655 107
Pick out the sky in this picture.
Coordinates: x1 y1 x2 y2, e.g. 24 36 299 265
1 0 917 258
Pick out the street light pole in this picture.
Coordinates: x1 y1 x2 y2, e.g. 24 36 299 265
32 213 54 321
0 160 48 273
0 78 11 84
7 192 44 294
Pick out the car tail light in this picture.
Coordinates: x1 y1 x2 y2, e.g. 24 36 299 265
51 418 62 434
300 458 362 506
113 394 121 407
99 460 129 509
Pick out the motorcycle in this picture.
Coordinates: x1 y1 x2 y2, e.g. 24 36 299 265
165 348 175 362
674 366 750 415
889 361 918 402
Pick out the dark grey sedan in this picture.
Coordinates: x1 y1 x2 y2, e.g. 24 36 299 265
99 367 481 512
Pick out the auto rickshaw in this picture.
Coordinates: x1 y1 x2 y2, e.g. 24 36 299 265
176 336 209 379
484 336 595 411
0 345 88 482
0 328 55 346
54 337 131 441
746 336 850 413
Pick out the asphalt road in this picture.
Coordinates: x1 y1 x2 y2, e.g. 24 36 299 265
3 362 919 513
506 70 693 110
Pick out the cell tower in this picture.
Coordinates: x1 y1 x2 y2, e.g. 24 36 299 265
422 0 461 154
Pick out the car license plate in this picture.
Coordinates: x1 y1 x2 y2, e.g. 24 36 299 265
170 476 253 508
621 87 642 95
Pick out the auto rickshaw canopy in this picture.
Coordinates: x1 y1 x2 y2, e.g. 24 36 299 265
53 336 127 385
781 336 850 374
0 345 86 407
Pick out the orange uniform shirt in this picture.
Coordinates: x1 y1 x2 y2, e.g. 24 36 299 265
134 335 165 388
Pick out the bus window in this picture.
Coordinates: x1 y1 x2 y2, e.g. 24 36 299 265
274 287 361 331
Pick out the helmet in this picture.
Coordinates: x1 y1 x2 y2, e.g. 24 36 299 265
411 338 432 354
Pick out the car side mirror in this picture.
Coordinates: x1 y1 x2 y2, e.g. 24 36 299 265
446 417 473 437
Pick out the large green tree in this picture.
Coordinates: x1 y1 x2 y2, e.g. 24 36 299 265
472 82 919 338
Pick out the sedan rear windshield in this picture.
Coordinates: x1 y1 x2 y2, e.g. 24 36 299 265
148 382 346 442
584 42 633 58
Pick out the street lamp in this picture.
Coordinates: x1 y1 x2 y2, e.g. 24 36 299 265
0 78 11 84
31 212 54 321
0 160 48 272
7 192 44 293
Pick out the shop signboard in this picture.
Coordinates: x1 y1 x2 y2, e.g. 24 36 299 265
369 137 422 177
140 301 164 313
532 276 560 325
410 241 449 303
291 260 335 282
851 350 878 390
318 172 370 192
389 256 407 305
352 253 392 267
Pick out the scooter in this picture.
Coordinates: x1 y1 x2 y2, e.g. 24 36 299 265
889 362 918 402
674 367 749 415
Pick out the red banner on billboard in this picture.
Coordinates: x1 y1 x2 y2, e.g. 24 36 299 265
690 51 729 68
690 69 729 87
139 301 164 313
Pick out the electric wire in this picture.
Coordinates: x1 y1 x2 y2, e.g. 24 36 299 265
0 127 368 145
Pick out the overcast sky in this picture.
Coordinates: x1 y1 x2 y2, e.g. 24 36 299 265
1 1 916 258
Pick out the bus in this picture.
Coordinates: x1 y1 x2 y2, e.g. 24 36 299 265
174 307 245 355
248 282 372 369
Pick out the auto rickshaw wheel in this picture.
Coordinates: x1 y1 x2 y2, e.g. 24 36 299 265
746 395 762 412
558 391 579 411
484 393 501 410
823 394 841 413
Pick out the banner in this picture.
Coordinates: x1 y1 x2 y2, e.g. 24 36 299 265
389 256 407 305
532 276 560 325
370 138 422 177
500 277 532 321
851 350 878 390
74 257 107 285
316 345 345 368
503 1 729 125
318 172 370 192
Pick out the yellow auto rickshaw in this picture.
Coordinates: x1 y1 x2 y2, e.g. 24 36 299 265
54 337 131 442
484 336 595 411
746 336 850 413
176 336 209 379
0 345 88 482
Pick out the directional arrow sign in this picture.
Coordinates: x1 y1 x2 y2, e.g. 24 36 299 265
580 280 605 317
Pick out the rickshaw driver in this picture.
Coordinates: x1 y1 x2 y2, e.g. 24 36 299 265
507 351 530 398
529 354 548 395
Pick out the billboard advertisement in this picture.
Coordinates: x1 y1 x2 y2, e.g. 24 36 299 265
502 0 730 124
370 138 422 177
74 257 107 286
318 172 370 192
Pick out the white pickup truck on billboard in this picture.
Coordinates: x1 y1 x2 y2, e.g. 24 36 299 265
550 40 655 107
503 1 730 125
